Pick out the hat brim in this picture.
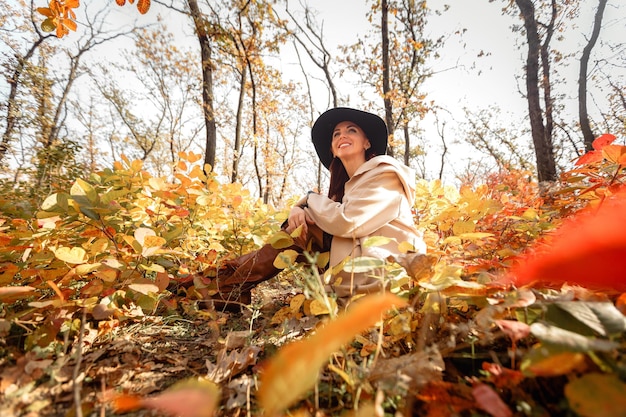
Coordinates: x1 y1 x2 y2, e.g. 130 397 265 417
311 107 388 169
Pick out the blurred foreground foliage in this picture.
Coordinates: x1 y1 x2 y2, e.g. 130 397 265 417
1 135 626 417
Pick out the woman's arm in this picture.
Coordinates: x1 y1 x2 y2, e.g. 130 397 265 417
306 171 406 238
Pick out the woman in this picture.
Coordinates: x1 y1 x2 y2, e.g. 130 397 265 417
196 107 426 308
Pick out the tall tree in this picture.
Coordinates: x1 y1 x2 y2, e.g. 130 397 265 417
186 0 218 173
579 0 608 151
0 1 53 164
514 0 558 183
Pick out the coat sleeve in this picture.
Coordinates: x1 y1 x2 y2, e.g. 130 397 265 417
305 170 406 238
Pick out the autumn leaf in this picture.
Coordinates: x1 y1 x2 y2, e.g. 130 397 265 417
0 286 37 302
472 383 512 417
111 377 220 417
565 373 626 417
54 246 88 264
499 190 626 291
257 293 406 415
137 0 151 14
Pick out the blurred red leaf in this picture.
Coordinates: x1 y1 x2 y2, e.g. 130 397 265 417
472 383 512 417
494 320 530 343
499 191 626 291
482 363 524 389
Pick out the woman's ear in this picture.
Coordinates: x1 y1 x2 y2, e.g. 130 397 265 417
365 140 371 150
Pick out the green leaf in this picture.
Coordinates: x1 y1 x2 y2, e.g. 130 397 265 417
41 192 70 212
41 18 56 33
70 178 99 204
362 236 392 248
546 302 626 337
530 322 618 352
565 373 626 417
343 256 385 274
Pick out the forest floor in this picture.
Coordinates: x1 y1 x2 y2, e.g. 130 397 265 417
1 278 315 417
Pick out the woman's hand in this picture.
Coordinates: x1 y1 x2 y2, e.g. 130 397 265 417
287 206 313 236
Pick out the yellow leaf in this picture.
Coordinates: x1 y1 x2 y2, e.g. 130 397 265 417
268 231 295 249
54 246 88 264
309 298 337 316
521 347 586 377
129 283 159 295
134 227 155 246
143 235 166 248
75 263 102 275
457 232 494 241
273 249 299 269
270 306 298 325
316 251 330 269
131 159 143 172
452 220 475 235
565 373 626 417
398 241 415 253
290 294 306 313
70 178 98 203
258 293 406 415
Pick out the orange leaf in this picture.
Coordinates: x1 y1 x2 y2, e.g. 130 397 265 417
258 293 406 415
500 190 626 291
111 378 219 417
0 286 36 302
602 144 626 165
111 394 142 412
575 150 602 166
137 0 151 14
115 0 126 5
37 7 54 17
592 133 616 150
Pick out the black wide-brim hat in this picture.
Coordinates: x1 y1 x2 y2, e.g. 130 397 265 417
311 107 388 169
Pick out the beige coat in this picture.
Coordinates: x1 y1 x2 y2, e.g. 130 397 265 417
303 155 426 298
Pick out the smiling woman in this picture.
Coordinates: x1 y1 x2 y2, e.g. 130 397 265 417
199 107 426 308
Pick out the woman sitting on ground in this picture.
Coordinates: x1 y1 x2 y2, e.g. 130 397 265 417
197 107 426 308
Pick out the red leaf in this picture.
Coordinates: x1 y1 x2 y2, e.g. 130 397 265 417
592 133 616 150
472 383 512 417
494 319 530 343
575 150 602 166
499 190 626 291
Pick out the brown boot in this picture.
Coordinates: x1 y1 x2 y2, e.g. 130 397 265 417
196 224 328 312
196 242 302 311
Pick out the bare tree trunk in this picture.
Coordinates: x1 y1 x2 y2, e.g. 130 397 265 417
0 35 51 163
515 0 557 183
381 0 394 157
232 64 247 183
579 0 608 151
187 0 217 172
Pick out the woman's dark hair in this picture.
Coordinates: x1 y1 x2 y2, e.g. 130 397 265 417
327 147 378 202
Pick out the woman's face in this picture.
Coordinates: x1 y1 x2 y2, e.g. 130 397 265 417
331 121 371 162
